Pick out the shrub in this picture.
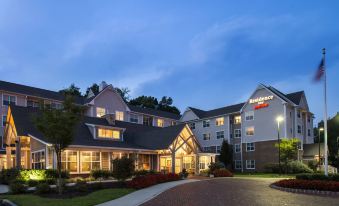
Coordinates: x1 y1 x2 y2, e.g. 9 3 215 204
112 157 135 181
20 170 47 182
274 179 339 192
75 182 88 193
199 169 210 177
35 183 51 194
90 170 112 180
307 160 318 172
296 173 339 182
45 169 70 179
127 173 180 189
45 178 57 185
208 162 224 174
0 168 20 184
264 161 313 174
9 182 26 194
213 168 233 177
179 169 189 179
27 179 39 187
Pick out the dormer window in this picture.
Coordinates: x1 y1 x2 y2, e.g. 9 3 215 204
98 128 121 139
96 107 106 117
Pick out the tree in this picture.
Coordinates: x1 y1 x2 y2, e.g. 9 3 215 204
116 87 131 102
35 95 84 194
112 157 135 181
129 95 159 109
59 83 82 97
275 138 300 173
85 83 99 97
219 140 233 169
158 96 180 115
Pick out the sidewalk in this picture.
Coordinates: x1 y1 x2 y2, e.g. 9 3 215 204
96 179 199 206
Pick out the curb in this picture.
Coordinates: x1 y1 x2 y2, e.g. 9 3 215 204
270 184 339 196
1 199 17 206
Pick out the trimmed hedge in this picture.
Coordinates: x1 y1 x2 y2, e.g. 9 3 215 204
264 161 313 174
274 179 339 192
127 173 180 189
213 168 233 177
296 173 339 182
90 170 112 180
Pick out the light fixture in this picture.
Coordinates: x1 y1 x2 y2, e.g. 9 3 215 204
319 127 324 131
276 116 284 123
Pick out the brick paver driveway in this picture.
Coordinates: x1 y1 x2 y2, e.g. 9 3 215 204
142 178 339 206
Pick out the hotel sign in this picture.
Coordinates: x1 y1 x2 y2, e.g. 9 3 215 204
249 95 274 110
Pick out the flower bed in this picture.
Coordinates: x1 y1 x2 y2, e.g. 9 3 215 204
273 179 339 192
213 169 233 177
127 173 180 189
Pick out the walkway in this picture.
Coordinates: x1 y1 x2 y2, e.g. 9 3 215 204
142 177 339 206
0 185 9 194
97 179 199 206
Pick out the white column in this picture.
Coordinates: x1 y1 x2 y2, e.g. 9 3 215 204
45 146 49 169
294 107 298 138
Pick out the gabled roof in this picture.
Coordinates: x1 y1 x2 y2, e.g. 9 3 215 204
188 102 245 119
0 80 84 104
9 105 186 151
128 105 181 120
285 91 304 105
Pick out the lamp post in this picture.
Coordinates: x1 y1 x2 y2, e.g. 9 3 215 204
318 127 324 167
276 116 284 176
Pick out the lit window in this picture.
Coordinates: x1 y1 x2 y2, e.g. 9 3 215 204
235 144 241 153
61 151 78 173
157 119 164 127
189 122 195 130
215 117 224 126
246 127 254 136
245 111 254 121
235 160 242 169
216 131 224 139
2 115 6 127
115 111 124 121
203 133 210 141
234 129 241 138
234 116 241 124
96 107 106 117
31 150 45 169
80 151 101 173
98 128 121 139
246 143 255 151
130 114 139 123
203 120 210 128
3 94 16 106
246 160 255 169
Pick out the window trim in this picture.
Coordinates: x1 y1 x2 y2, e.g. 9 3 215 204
246 160 255 170
115 111 124 121
234 160 242 169
157 118 164 127
234 116 241 124
245 111 254 121
31 149 46 169
2 115 7 127
215 117 224 126
203 120 210 128
245 126 255 136
203 133 211 141
246 142 255 152
2 93 17 106
189 122 195 130
297 125 302 134
80 151 101 174
97 128 122 140
216 130 225 139
234 129 241 138
234 144 241 153
129 114 139 123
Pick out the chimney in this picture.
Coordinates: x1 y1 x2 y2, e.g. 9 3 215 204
103 113 115 125
99 81 108 92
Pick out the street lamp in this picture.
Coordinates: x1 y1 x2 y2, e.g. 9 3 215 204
276 116 284 175
318 127 324 167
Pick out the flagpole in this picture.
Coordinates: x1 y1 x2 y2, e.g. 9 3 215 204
322 48 329 176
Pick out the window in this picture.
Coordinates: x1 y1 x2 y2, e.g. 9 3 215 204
143 116 153 126
308 129 311 136
98 128 121 139
215 117 224 126
245 111 254 121
246 127 254 136
3 94 16 106
216 131 225 139
235 160 242 169
307 115 311 123
203 120 210 128
297 111 301 118
246 160 255 169
189 122 195 130
297 125 301 134
171 121 177 126
157 119 164 127
130 114 139 123
2 115 6 127
203 133 211 141
183 156 193 170
199 156 210 170
80 151 101 173
235 144 241 153
115 111 124 121
234 116 241 124
27 100 40 108
246 143 255 151
31 150 45 169
96 107 106 117
234 129 241 138
61 151 78 172
216 146 221 153
51 102 63 110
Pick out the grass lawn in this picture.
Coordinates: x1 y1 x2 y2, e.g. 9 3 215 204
0 188 134 206
234 173 296 178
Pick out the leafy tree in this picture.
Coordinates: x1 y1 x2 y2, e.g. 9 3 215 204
116 87 131 102
112 157 135 181
275 138 300 173
85 83 99 97
129 95 159 109
59 83 82 97
35 95 84 194
219 140 233 169
158 96 180 115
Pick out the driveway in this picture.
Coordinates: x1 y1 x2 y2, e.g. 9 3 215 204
141 177 339 206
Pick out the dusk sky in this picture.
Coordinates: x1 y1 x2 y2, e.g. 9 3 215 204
1 1 338 124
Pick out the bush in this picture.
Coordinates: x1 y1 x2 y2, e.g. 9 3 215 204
307 160 318 172
75 181 88 193
199 169 210 177
90 170 112 180
296 173 339 182
179 169 189 179
208 162 224 174
127 173 180 189
112 157 135 181
45 169 70 179
264 161 313 174
274 179 339 192
20 170 47 182
9 182 26 194
27 179 40 187
213 168 233 177
0 169 20 184
35 183 51 194
133 170 157 177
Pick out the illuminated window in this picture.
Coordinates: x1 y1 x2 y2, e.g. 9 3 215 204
3 94 16 106
234 144 241 153
234 129 241 138
130 114 138 123
215 117 224 126
216 131 224 139
115 111 124 121
246 127 254 136
98 128 121 139
246 160 255 169
245 111 254 121
235 160 242 169
61 151 78 173
203 120 210 128
234 116 241 124
31 150 45 169
96 107 106 117
246 143 255 151
203 133 210 141
189 122 195 130
157 119 164 127
80 151 101 173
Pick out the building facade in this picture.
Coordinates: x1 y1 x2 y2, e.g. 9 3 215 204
181 84 314 172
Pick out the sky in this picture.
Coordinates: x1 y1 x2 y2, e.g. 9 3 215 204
1 0 338 124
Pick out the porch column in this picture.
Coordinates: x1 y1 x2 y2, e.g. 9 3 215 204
6 146 12 169
195 154 199 174
15 137 21 169
171 151 175 173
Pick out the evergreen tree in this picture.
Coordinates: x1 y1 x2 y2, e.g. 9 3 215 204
219 140 233 168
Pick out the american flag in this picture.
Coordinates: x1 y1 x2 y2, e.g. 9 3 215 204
314 58 325 81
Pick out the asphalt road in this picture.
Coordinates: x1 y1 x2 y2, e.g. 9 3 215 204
141 178 339 206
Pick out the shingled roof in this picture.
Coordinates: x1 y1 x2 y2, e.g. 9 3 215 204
188 102 245 119
9 105 185 150
128 105 181 120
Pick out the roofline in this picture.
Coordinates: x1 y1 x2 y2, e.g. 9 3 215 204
28 134 52 146
68 144 157 153
128 110 180 121
183 111 241 122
